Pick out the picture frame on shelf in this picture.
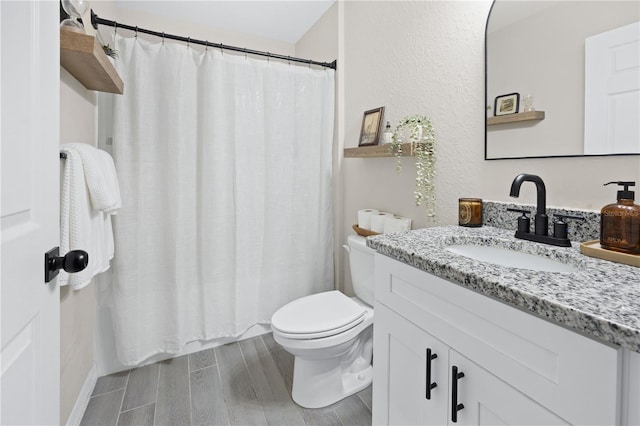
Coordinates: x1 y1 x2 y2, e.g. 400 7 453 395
358 106 385 146
494 93 520 116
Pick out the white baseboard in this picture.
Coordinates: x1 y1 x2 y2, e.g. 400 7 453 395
65 362 98 426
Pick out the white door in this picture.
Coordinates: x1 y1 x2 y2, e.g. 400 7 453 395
584 21 640 154
372 304 449 425
1 1 60 425
449 351 569 426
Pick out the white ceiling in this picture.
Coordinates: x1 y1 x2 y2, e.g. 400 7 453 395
115 1 335 44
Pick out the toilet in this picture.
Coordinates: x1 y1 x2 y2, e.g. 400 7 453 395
271 235 376 409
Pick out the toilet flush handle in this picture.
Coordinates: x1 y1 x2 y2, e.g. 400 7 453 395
342 244 351 253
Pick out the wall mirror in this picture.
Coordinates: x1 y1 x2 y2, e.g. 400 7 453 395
485 0 640 160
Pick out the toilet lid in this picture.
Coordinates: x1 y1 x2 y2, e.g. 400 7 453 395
271 291 367 339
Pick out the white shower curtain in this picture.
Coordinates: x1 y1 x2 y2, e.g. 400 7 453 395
101 36 335 366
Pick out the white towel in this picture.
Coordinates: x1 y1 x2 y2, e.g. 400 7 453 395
63 143 122 214
59 145 115 290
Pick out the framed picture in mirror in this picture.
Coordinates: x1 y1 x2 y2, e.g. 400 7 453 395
358 106 385 146
494 93 520 116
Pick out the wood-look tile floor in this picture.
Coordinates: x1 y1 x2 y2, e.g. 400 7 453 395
80 333 372 426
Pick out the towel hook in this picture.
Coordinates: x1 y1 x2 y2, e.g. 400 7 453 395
244 48 248 59
161 32 165 45
187 37 190 49
113 21 117 36
134 26 138 38
205 40 208 52
220 43 224 55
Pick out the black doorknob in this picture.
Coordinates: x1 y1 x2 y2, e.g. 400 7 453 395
44 247 89 283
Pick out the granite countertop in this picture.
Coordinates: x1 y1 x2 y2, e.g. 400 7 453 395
367 225 640 352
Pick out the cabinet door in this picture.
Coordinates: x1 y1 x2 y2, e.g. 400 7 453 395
373 304 448 425
449 351 569 426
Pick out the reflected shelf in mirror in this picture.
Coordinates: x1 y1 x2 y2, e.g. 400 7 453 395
487 111 545 126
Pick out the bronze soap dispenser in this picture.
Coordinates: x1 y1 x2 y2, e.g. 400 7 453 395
600 181 640 254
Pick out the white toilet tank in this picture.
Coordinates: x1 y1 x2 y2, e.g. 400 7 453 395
345 235 376 306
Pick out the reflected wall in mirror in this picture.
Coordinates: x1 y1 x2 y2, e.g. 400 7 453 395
485 1 640 160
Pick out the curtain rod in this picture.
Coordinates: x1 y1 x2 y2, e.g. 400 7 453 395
90 10 337 70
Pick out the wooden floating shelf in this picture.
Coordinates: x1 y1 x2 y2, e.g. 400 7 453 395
487 111 545 126
60 29 124 94
344 143 415 158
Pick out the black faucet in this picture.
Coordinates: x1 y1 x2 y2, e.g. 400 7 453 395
509 174 548 236
508 174 582 247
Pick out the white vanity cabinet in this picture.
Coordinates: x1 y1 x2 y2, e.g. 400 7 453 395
372 253 625 425
374 304 568 425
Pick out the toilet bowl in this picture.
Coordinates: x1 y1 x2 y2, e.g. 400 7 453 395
271 235 376 409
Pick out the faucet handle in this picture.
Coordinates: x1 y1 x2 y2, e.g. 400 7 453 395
553 213 584 222
507 208 532 234
506 208 531 215
552 213 584 240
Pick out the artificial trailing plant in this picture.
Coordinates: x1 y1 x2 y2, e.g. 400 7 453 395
102 44 119 59
388 115 437 221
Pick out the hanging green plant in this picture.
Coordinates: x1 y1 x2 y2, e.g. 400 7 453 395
388 115 437 221
102 44 119 59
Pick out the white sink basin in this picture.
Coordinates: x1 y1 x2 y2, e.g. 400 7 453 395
445 244 577 273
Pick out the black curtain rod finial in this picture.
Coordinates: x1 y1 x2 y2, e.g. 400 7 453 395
91 9 98 30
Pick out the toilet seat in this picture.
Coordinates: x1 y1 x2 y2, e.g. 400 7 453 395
271 291 366 340
274 316 365 340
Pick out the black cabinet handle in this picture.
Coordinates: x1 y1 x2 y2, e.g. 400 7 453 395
425 348 438 399
451 365 465 423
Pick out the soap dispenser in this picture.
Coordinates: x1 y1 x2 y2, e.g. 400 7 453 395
600 181 640 254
